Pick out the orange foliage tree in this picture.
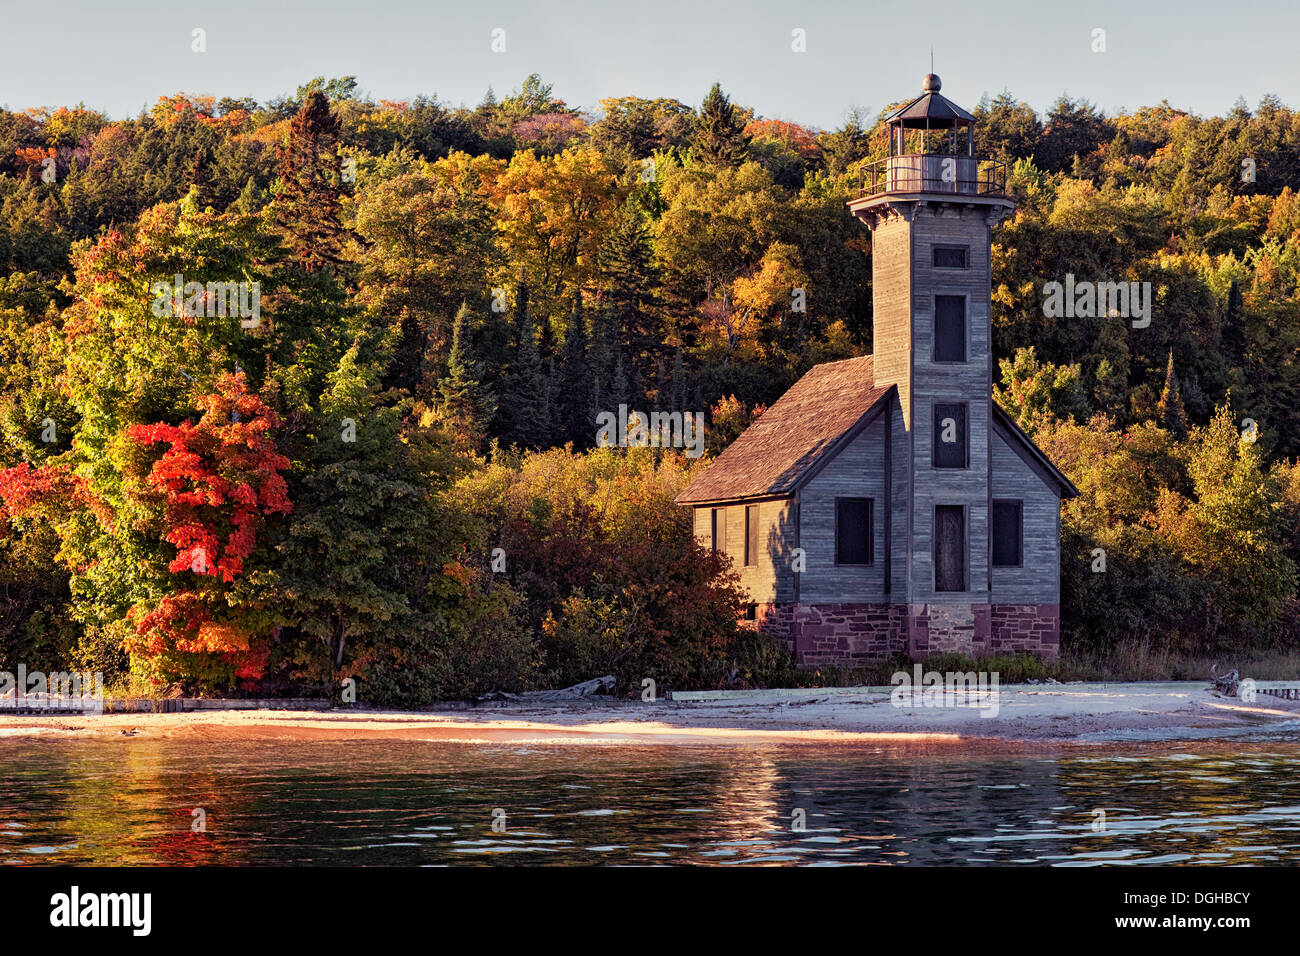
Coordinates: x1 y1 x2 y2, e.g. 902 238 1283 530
126 373 292 684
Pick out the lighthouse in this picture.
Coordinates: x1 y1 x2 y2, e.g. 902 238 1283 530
678 75 1077 664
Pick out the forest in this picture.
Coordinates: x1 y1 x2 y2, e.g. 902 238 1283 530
2 74 1300 699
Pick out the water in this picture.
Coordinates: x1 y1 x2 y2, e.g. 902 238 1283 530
2 737 1299 865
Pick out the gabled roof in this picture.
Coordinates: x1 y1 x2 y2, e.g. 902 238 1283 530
676 353 1082 506
675 355 892 505
992 403 1081 499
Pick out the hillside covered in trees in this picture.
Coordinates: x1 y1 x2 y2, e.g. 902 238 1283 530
3 74 1300 697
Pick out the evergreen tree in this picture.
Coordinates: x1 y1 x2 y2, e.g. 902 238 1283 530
559 299 591 446
598 198 659 377
438 303 495 448
1157 350 1189 437
610 351 630 413
694 83 751 167
670 346 686 414
272 91 349 272
1222 278 1245 366
588 304 617 427
495 289 551 448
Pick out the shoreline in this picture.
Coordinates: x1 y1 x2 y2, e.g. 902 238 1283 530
2 682 1299 745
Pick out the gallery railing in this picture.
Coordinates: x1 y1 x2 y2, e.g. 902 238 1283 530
856 155 1008 199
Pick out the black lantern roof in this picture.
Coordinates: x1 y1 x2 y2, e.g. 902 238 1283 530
883 74 976 129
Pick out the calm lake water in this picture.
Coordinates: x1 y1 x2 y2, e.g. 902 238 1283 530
2 736 1299 865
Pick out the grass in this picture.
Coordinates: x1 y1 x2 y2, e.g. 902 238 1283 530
737 635 1300 689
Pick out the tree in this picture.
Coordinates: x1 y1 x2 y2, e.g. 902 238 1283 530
494 285 552 448
1157 350 1189 437
693 84 751 168
558 299 591 446
974 91 1042 163
277 346 426 679
993 347 1090 429
127 372 292 686
355 168 497 391
438 303 495 449
599 197 660 365
1035 95 1111 174
272 91 349 272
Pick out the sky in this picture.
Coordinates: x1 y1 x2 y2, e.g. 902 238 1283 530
0 0 1295 129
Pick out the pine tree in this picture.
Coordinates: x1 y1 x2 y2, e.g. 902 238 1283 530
496 290 552 448
611 351 630 414
1157 350 1189 437
559 300 591 446
272 91 349 272
439 303 495 448
1222 278 1246 366
588 305 617 428
670 346 686 414
599 199 659 393
694 83 751 167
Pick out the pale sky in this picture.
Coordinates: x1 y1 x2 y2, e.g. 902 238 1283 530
0 0 1294 128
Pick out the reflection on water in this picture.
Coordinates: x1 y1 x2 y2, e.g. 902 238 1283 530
1 738 1298 865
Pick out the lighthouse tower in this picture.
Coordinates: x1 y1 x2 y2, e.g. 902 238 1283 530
848 74 1016 652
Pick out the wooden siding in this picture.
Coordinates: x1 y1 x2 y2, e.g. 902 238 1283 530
797 415 890 604
904 206 995 604
692 498 795 603
990 429 1061 603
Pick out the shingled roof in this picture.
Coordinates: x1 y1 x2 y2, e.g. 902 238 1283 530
676 352 1082 506
675 355 892 505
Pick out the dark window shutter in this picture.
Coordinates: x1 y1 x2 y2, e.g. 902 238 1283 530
934 505 966 592
744 505 759 567
992 500 1023 567
835 498 873 565
932 403 968 469
711 508 726 554
933 246 967 269
934 296 966 362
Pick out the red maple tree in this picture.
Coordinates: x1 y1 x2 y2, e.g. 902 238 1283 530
127 372 292 681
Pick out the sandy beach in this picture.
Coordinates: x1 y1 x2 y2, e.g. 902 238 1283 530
1 682 1298 745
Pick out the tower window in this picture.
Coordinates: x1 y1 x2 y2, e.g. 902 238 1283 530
934 505 966 592
932 403 968 469
834 498 874 565
992 500 1023 567
934 296 966 362
711 507 726 555
744 505 759 567
933 246 968 269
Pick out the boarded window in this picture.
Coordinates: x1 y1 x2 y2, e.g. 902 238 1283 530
835 498 873 565
932 403 968 469
711 508 726 554
934 295 966 362
744 505 760 567
934 505 966 592
992 500 1023 567
933 246 967 269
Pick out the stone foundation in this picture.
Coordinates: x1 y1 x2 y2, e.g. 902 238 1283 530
745 602 1060 667
981 603 1060 659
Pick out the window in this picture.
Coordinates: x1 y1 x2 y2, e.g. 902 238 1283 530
744 505 759 567
835 498 874 565
933 245 968 269
934 505 966 592
933 295 966 362
711 508 726 554
932 403 968 469
992 500 1023 567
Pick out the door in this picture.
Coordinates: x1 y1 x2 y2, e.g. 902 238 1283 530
934 505 966 592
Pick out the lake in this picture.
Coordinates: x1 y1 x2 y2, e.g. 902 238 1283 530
2 736 1299 865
